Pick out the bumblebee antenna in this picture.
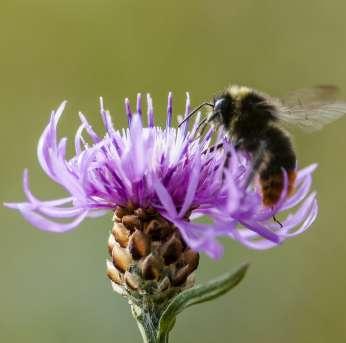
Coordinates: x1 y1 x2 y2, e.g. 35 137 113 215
178 102 214 128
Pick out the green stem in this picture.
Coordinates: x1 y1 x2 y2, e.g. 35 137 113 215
128 264 249 342
135 317 169 343
131 303 170 343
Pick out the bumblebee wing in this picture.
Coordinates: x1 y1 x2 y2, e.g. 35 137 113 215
281 85 340 106
277 86 346 132
278 104 346 132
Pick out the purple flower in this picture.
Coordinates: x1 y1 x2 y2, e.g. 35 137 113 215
5 93 318 258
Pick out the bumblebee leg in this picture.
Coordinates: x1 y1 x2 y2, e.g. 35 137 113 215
202 142 224 154
196 111 220 137
244 140 267 188
196 120 209 139
224 150 232 169
234 139 245 150
273 215 283 228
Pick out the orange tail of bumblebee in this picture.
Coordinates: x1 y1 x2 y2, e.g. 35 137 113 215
260 170 297 207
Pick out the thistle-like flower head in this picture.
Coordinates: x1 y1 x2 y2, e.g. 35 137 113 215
5 93 318 258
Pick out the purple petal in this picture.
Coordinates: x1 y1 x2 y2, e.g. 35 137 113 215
136 93 142 116
78 112 100 143
152 178 178 218
129 114 145 178
239 220 281 243
16 204 88 233
147 93 154 127
166 92 173 128
74 124 86 155
281 173 313 211
178 155 201 217
280 199 318 238
100 98 116 136
230 228 279 250
297 163 318 181
277 193 317 234
124 98 132 124
173 219 224 259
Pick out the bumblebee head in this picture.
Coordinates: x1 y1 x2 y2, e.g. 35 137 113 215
210 85 251 128
178 85 275 134
211 85 276 128
211 94 235 129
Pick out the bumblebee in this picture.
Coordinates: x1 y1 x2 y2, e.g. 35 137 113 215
180 85 346 206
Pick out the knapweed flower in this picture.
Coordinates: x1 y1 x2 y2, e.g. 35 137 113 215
5 93 317 262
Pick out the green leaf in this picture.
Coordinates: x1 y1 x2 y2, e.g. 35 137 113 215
157 263 249 339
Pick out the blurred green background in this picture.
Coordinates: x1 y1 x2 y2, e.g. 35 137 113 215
1 1 346 342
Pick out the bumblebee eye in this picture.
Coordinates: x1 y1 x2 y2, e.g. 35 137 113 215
214 98 224 112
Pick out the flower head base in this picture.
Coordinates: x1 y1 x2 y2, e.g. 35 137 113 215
5 93 318 258
107 205 200 298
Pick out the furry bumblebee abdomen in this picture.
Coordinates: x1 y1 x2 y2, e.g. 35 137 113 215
258 125 297 207
260 170 297 207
